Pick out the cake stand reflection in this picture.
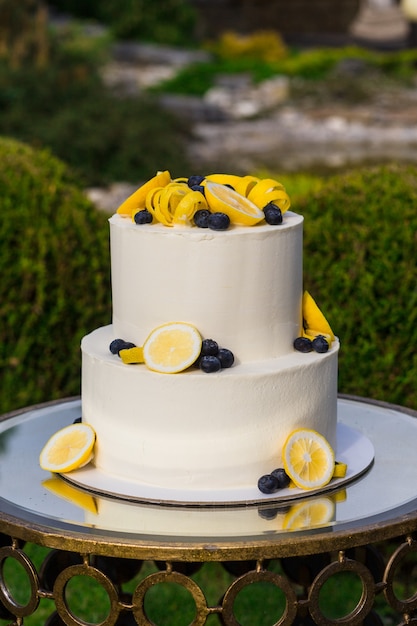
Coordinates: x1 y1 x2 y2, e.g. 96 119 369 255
1 395 417 625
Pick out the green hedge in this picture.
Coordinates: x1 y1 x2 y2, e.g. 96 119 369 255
0 138 110 414
298 163 417 409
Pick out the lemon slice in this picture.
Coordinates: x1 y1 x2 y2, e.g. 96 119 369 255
143 322 202 373
206 174 259 197
283 497 335 530
40 423 96 473
117 170 171 215
204 181 264 226
282 428 335 490
248 179 291 212
303 291 335 342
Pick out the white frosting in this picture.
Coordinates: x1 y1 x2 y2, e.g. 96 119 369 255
82 326 338 491
80 208 339 498
110 212 303 361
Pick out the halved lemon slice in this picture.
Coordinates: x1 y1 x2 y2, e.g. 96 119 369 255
204 180 264 226
303 291 335 342
117 170 171 215
283 497 335 530
143 322 202 374
40 423 96 473
283 428 335 490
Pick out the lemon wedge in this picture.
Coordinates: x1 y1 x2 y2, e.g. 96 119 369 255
204 180 264 226
283 497 335 530
117 170 171 216
303 291 335 342
333 461 348 478
40 423 96 473
143 322 202 374
282 428 335 490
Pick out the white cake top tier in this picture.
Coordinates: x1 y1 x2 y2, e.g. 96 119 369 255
110 211 303 362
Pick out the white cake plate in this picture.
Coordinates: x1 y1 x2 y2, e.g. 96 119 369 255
62 422 375 507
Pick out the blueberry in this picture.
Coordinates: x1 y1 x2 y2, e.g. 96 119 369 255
258 474 279 494
201 339 219 356
271 468 290 489
190 184 205 195
293 336 313 353
187 175 205 188
218 348 234 368
263 202 283 225
312 335 330 353
200 355 222 373
208 212 230 231
134 209 153 224
194 209 211 228
109 339 136 355
73 417 82 424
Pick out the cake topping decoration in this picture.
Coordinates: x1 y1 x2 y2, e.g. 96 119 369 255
39 423 96 473
294 290 335 354
115 171 291 229
110 326 235 374
282 428 335 490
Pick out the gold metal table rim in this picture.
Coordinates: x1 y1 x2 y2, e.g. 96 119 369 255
1 394 417 562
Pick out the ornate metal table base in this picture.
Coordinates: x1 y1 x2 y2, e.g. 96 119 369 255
1 396 417 625
1 535 417 625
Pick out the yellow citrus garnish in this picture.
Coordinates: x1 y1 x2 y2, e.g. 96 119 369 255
120 346 145 364
248 178 291 212
283 497 335 530
302 291 335 342
40 423 96 473
116 170 171 216
43 477 98 514
173 190 207 226
333 461 348 478
204 180 264 226
206 174 259 197
283 428 335 490
143 322 202 374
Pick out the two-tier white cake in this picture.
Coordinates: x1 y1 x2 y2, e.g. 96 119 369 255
80 173 339 497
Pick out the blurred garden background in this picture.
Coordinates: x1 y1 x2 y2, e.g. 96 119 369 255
1 0 417 416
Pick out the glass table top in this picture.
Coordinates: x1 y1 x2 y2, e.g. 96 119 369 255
1 397 417 552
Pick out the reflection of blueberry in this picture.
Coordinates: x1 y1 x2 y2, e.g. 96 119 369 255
271 468 290 489
294 336 313 353
194 209 211 228
218 348 234 368
258 474 279 494
258 507 278 520
263 202 283 225
200 355 222 373
312 335 329 353
208 212 230 231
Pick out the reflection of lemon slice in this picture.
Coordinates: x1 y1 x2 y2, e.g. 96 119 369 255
116 170 171 215
143 322 202 373
204 181 264 226
43 477 98 514
40 424 96 473
303 291 335 342
283 429 335 490
283 497 335 530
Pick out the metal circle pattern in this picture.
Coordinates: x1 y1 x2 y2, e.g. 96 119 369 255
308 557 375 626
132 569 208 626
383 538 417 614
0 545 40 617
221 569 298 626
53 563 121 626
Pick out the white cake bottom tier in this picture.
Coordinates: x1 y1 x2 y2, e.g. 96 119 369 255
81 326 339 492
